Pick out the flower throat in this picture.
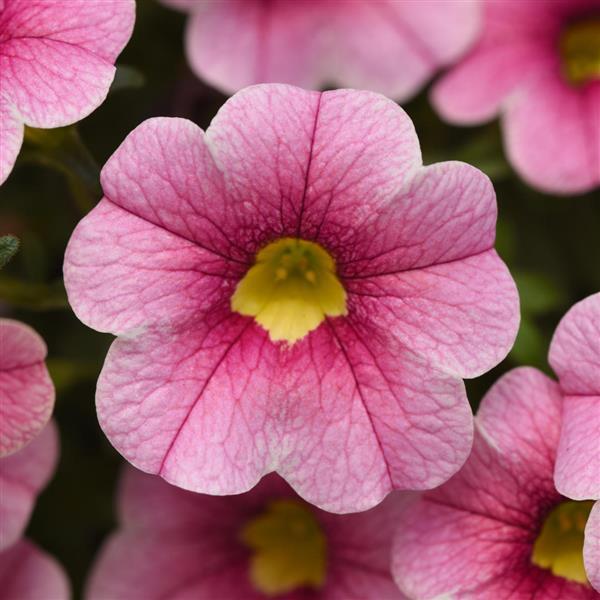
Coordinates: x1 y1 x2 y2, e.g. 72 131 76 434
560 17 600 85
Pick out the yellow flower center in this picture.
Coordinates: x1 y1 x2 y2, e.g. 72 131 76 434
560 17 600 85
240 499 327 596
231 238 347 344
532 500 593 584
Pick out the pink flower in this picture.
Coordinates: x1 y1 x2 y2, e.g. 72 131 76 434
64 84 519 512
432 0 600 195
549 293 600 502
0 421 69 599
160 0 479 99
0 319 54 457
87 467 408 599
391 367 600 597
0 0 136 185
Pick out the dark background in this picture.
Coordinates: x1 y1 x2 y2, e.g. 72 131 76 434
1 1 599 597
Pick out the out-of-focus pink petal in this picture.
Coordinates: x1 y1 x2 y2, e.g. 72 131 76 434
96 312 471 513
64 199 239 336
392 368 596 599
165 0 479 99
348 250 519 378
0 96 23 185
88 467 408 599
0 422 58 551
504 75 600 195
0 319 54 457
330 0 479 101
0 539 69 600
205 85 421 245
549 293 600 396
555 396 600 501
585 501 600 592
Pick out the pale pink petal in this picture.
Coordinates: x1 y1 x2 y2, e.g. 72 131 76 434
504 75 600 195
0 539 69 600
549 293 600 396
184 1 324 94
0 95 23 185
549 293 600 500
0 422 59 551
0 0 135 128
64 199 239 336
555 396 600 501
166 0 478 99
205 86 421 244
96 313 471 512
0 319 54 457
348 250 519 378
330 0 480 100
584 501 600 592
88 467 408 599
392 368 596 599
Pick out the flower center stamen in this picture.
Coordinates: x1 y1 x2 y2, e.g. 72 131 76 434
240 499 327 596
231 238 347 344
560 17 600 85
532 500 593 584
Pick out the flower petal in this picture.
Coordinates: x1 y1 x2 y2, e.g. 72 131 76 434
206 85 421 245
0 319 54 457
549 293 600 397
347 249 519 378
96 312 471 512
392 368 594 599
0 540 69 600
584 501 600 592
555 395 600 501
64 199 239 336
0 422 58 551
504 75 600 195
0 95 23 185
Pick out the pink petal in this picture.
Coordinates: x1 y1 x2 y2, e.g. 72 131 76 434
348 250 519 378
585 501 600 592
504 75 600 195
0 95 23 185
64 198 239 336
205 85 421 244
0 422 58 551
0 319 54 457
555 396 600 501
88 467 408 599
96 313 471 512
549 293 600 500
549 293 600 397
167 0 478 99
392 368 596 599
0 539 69 600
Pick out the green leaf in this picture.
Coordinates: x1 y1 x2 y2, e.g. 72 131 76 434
513 270 566 316
0 235 19 269
509 317 548 369
0 277 69 310
110 64 145 93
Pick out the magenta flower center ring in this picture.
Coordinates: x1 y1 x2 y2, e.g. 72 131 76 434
560 16 600 85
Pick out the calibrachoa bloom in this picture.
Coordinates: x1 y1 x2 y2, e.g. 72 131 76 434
549 292 600 502
87 467 408 599
0 0 136 185
64 84 519 513
392 368 600 598
433 0 600 195
160 0 480 100
0 318 54 457
0 421 69 600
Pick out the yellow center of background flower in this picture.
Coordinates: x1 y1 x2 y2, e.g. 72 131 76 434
560 18 600 85
240 499 327 596
231 238 347 343
532 499 593 584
